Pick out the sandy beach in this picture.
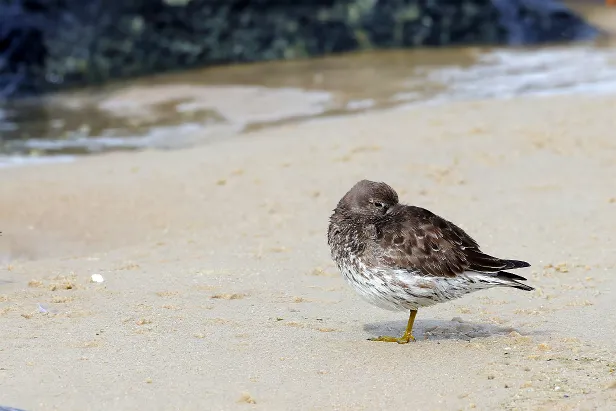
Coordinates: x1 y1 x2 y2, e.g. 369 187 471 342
1 93 616 410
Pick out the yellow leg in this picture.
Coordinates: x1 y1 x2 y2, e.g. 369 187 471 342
369 309 417 344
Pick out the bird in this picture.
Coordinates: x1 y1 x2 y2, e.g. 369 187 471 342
327 179 533 344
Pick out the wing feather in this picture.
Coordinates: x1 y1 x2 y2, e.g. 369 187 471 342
369 205 530 278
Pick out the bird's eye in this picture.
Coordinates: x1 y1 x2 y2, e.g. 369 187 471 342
374 202 385 209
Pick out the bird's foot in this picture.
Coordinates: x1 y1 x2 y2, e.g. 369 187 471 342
368 333 415 344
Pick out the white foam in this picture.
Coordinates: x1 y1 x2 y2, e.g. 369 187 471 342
0 154 75 169
418 46 616 102
2 121 246 157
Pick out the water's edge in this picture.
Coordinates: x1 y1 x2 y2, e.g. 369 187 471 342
1 2 615 168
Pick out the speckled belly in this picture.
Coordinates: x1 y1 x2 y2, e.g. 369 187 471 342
336 256 490 312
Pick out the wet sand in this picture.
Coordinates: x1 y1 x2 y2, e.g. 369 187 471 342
1 92 616 410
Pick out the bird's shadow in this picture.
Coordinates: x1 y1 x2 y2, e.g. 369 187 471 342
364 318 545 342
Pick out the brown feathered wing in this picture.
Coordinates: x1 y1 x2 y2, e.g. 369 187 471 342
371 206 530 279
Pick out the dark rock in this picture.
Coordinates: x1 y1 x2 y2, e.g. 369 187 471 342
0 0 603 99
493 0 601 45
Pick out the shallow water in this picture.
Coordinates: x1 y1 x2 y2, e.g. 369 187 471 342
0 1 615 167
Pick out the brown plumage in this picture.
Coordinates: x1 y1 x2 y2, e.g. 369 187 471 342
368 203 531 287
327 179 533 344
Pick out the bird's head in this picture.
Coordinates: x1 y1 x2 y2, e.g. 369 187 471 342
336 179 399 218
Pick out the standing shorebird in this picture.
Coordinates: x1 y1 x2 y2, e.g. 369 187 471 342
327 180 533 344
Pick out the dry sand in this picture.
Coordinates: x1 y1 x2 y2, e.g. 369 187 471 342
1 93 616 410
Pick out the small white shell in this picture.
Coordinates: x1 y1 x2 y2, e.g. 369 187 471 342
91 274 105 283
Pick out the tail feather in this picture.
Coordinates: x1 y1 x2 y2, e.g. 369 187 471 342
502 259 531 270
497 271 529 282
496 271 534 291
465 249 531 272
